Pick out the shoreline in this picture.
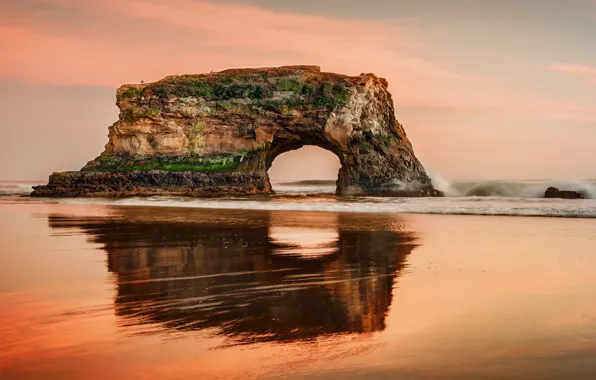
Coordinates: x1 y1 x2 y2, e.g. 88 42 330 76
3 193 596 219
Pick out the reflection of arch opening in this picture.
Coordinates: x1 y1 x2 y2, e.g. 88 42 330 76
269 212 340 258
267 140 343 193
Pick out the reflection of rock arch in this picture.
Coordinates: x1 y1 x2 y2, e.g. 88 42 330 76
48 209 418 345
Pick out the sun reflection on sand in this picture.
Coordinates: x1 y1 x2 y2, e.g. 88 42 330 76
269 226 339 257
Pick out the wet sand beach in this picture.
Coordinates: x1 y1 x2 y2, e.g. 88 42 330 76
1 198 596 379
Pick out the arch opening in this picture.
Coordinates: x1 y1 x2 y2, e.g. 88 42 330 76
267 143 342 194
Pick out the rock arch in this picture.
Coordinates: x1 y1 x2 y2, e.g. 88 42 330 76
32 66 441 197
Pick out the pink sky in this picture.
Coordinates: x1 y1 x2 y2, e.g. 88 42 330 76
1 0 595 180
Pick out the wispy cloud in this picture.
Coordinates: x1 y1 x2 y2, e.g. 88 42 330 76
546 63 596 85
0 0 470 87
0 0 594 123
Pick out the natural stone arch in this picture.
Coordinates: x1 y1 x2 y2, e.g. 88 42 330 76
32 66 441 197
232 70 437 195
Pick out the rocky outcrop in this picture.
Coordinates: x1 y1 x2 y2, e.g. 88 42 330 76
32 171 270 197
32 65 441 197
544 187 585 199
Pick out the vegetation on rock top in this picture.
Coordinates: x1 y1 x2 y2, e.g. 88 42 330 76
118 75 353 113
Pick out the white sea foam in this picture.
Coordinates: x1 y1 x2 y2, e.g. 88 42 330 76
429 174 459 197
429 176 596 199
59 195 596 219
0 182 37 195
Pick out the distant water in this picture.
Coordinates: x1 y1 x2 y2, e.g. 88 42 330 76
3 179 596 218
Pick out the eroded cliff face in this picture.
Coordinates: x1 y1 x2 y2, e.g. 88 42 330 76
32 65 440 197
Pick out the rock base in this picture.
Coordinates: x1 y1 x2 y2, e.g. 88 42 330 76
31 171 443 198
31 171 272 197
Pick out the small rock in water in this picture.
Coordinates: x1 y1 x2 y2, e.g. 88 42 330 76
544 187 585 199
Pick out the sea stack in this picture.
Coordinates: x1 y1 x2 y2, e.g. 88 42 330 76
544 187 585 199
32 66 441 197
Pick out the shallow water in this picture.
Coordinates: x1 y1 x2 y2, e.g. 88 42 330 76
1 198 596 379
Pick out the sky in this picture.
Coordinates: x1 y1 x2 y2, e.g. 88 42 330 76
1 0 595 181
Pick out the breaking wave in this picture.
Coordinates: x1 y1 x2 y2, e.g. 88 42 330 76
0 182 38 196
429 176 596 199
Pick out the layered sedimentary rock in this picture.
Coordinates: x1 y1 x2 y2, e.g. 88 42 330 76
32 65 440 197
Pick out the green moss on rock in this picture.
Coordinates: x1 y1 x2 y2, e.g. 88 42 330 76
275 78 303 92
313 82 350 110
128 73 352 114
118 87 141 101
123 107 161 123
84 153 251 173
148 77 272 102
359 142 374 153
